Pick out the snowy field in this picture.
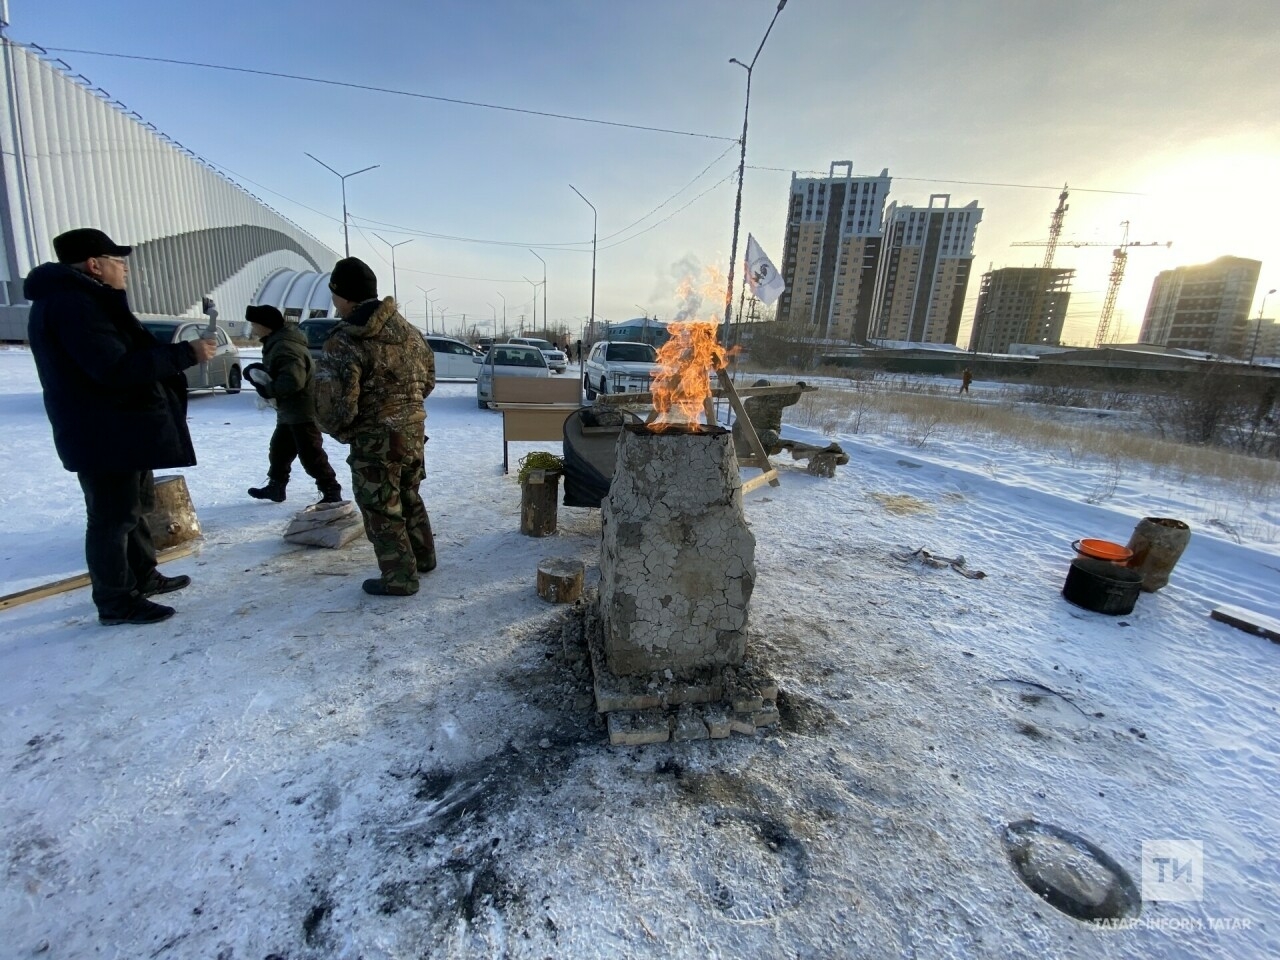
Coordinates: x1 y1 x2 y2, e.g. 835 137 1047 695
1 345 1278 959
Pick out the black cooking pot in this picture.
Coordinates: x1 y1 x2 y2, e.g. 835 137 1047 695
1062 557 1143 615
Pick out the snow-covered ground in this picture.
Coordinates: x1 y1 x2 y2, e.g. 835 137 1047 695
1 345 1277 959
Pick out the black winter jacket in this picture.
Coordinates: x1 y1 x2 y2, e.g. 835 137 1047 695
259 326 318 425
25 262 199 473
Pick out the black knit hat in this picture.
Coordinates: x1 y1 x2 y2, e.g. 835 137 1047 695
328 257 378 303
54 228 131 264
245 304 285 332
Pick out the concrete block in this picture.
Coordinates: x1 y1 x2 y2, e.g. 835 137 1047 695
672 706 709 742
730 712 758 736
703 705 731 739
752 700 780 728
607 710 671 746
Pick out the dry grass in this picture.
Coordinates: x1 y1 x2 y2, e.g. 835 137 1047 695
787 382 1280 500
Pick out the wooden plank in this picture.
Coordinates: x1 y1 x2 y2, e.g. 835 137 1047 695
594 381 817 407
492 376 581 404
0 542 198 612
1210 604 1280 643
717 368 781 490
740 469 780 495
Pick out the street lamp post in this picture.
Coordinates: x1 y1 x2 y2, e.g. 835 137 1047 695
373 233 412 305
305 153 379 258
721 0 788 349
1250 288 1276 365
569 184 597 342
496 291 507 338
529 249 547 334
524 277 540 330
416 286 435 333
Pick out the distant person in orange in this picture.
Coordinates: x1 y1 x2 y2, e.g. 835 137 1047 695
960 367 973 395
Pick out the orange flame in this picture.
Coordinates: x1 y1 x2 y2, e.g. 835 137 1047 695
650 321 725 430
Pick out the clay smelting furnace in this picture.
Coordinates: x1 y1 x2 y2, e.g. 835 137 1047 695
591 421 778 744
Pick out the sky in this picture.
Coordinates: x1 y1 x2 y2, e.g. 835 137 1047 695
10 0 1280 346
2 346 1277 956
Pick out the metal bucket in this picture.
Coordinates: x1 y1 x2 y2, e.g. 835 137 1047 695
1062 557 1143 616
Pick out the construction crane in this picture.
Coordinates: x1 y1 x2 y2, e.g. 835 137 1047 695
1016 185 1069 347
1013 221 1171 347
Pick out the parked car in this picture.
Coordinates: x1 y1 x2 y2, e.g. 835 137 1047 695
141 319 241 393
508 336 567 374
298 317 341 362
476 343 549 408
583 340 660 399
424 335 484 380
476 336 495 354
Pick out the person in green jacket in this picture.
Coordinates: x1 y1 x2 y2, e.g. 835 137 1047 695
242 305 343 504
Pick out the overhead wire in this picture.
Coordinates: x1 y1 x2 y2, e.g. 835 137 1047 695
37 44 737 143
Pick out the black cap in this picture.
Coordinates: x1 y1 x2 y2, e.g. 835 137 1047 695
53 228 132 264
328 257 378 303
245 304 285 332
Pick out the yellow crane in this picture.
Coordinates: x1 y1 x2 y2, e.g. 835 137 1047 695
1013 221 1171 346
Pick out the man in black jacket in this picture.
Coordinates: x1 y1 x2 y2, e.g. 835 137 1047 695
242 304 342 504
25 228 216 626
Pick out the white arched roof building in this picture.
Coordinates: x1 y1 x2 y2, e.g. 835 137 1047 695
0 40 339 339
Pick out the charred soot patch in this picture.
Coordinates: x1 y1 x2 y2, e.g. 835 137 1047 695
1003 820 1141 923
446 855 516 923
302 895 333 946
776 689 839 735
691 809 810 922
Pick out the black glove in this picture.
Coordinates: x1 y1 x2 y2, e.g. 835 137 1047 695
244 362 272 399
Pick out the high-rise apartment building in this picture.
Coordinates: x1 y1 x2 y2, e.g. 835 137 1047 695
870 195 982 344
968 267 1074 353
774 161 892 342
1139 256 1262 357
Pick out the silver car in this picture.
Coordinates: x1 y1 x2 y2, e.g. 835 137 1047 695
475 343 549 408
141 319 242 393
583 340 659 399
509 336 567 374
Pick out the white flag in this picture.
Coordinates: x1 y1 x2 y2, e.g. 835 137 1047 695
744 234 786 305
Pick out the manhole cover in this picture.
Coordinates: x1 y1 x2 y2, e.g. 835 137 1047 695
1003 820 1141 923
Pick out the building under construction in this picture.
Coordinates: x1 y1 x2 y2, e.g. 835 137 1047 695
1139 256 1262 358
968 267 1074 353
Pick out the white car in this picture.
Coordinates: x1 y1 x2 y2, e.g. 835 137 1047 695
475 343 550 408
508 337 567 374
583 340 660 399
425 335 484 380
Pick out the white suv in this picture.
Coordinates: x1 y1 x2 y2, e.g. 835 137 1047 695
583 340 660 399
508 337 567 374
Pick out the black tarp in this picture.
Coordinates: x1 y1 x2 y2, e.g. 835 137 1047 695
562 407 641 508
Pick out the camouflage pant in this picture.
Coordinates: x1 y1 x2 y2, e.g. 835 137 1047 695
348 429 434 587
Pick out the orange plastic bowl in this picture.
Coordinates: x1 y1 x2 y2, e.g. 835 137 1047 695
1072 538 1134 563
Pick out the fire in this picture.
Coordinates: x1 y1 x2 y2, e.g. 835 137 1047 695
650 321 725 430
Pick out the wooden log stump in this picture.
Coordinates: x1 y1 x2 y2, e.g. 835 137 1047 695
520 469 561 537
537 558 584 604
145 474 202 550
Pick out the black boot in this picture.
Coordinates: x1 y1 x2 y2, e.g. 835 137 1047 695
318 487 345 504
362 577 419 596
248 481 287 502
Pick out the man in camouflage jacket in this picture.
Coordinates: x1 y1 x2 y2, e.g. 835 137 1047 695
242 304 343 505
314 258 436 596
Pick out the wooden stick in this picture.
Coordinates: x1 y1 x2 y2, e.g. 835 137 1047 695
0 542 197 612
716 368 781 490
